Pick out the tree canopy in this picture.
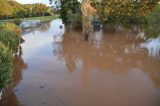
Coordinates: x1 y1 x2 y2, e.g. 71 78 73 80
0 0 53 19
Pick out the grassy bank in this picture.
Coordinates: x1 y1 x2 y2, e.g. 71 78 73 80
22 15 59 22
0 23 21 89
0 15 59 23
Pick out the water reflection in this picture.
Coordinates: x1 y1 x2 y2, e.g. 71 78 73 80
38 22 51 32
54 28 160 87
1 19 160 106
22 22 51 35
52 23 160 105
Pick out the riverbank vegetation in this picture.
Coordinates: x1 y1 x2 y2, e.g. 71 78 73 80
0 0 58 90
0 43 12 89
146 5 160 37
0 23 21 89
0 0 53 20
55 0 160 37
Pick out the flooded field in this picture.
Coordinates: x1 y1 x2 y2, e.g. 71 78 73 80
1 19 160 106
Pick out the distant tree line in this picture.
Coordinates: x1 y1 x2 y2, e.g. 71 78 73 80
0 0 53 20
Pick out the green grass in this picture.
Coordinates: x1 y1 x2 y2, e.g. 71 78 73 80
0 15 59 23
0 42 13 89
22 15 59 22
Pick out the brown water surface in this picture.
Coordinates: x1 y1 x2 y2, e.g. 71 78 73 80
1 19 160 106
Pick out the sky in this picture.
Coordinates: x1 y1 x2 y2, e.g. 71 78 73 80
16 0 50 5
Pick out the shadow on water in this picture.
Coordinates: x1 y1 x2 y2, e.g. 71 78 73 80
1 19 160 106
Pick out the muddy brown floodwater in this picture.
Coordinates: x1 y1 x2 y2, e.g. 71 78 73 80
1 19 160 106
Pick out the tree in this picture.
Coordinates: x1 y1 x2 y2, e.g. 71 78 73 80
0 0 13 19
33 3 50 17
92 0 160 23
58 0 80 25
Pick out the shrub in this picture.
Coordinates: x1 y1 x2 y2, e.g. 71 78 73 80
0 29 19 52
147 5 160 26
106 13 146 25
44 11 53 16
0 22 22 37
0 42 13 89
72 13 82 28
146 5 160 38
13 19 22 26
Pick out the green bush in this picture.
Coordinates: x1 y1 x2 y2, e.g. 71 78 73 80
13 19 22 26
0 29 19 52
72 13 82 28
44 11 53 16
0 42 13 89
147 5 160 26
0 22 21 37
146 5 160 38
106 13 146 25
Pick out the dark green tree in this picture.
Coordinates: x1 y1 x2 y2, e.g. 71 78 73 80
55 0 80 25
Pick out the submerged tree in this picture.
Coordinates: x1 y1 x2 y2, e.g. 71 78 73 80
81 0 97 34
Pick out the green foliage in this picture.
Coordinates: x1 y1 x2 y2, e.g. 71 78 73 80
147 5 160 26
72 13 82 27
0 29 19 52
34 3 50 17
0 0 13 19
66 10 82 27
13 19 22 26
60 0 81 25
0 1 53 20
0 22 21 89
44 11 53 16
0 22 21 37
146 5 160 37
92 0 159 24
24 15 59 22
0 42 13 89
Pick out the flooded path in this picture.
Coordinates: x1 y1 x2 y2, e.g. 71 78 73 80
1 19 160 106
